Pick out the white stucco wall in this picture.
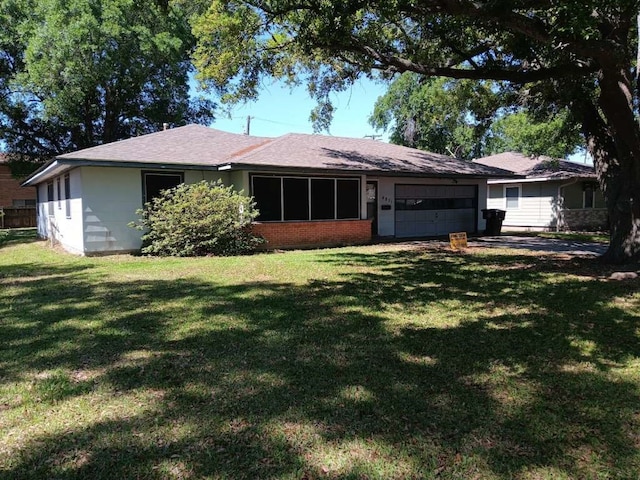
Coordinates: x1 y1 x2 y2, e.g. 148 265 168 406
35 166 229 255
80 166 145 254
34 169 85 254
81 166 229 254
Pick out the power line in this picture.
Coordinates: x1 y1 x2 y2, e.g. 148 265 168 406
230 115 308 129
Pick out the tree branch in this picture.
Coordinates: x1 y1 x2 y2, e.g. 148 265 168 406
350 42 597 83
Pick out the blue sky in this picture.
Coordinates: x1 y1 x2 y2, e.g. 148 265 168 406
208 78 389 139
207 78 592 165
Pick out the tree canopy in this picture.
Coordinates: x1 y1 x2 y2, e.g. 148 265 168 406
0 0 215 167
369 73 583 160
192 0 640 264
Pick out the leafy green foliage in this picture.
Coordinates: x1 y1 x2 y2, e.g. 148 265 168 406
131 181 264 256
487 111 583 159
370 73 583 159
0 0 215 169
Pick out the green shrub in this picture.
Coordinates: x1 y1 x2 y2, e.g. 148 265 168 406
130 181 264 256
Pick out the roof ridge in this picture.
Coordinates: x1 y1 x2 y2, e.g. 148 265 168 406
227 133 293 162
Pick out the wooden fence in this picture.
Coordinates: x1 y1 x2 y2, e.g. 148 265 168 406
0 207 37 228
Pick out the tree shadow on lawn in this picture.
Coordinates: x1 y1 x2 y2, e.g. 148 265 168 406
1 247 639 479
0 228 38 249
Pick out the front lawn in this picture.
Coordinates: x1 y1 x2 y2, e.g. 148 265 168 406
1 230 639 479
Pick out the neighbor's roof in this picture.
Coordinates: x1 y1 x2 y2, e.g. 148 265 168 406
225 133 513 178
473 152 596 180
58 124 270 165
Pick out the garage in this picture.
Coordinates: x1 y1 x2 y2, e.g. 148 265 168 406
395 184 478 237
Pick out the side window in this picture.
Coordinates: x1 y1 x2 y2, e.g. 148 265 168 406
583 184 595 209
57 177 62 210
142 172 184 204
64 173 71 218
47 181 54 215
505 185 520 209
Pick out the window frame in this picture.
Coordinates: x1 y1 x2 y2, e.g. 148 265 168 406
583 183 596 209
56 176 62 210
141 171 185 205
64 173 71 218
47 181 54 216
251 174 361 222
504 184 521 210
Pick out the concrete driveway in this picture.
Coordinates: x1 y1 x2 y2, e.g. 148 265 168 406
471 235 608 256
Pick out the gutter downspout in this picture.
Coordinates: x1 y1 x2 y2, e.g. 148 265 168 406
556 178 579 232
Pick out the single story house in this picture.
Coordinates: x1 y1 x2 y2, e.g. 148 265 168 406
23 124 514 255
473 152 607 232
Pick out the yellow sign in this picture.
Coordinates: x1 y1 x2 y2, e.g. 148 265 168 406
449 232 468 250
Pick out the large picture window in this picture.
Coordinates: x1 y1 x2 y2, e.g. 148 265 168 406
311 178 335 220
252 175 360 222
142 171 184 204
283 178 309 220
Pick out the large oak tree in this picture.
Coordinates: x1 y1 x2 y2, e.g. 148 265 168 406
192 0 640 264
0 0 215 172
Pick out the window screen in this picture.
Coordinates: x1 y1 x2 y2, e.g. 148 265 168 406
584 184 594 209
283 178 309 220
253 177 282 221
252 175 360 222
143 172 184 204
505 186 520 209
311 179 335 220
336 179 360 219
47 181 54 215
57 177 61 209
64 174 71 218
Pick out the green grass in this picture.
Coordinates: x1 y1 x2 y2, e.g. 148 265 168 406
504 231 609 244
1 229 639 479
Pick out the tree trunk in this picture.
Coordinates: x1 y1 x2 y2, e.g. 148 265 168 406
601 168 640 264
584 66 640 264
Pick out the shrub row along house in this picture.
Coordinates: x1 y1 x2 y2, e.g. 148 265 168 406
473 152 607 232
25 124 598 255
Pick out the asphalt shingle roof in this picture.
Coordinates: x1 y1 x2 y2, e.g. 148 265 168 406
473 152 596 179
58 124 270 166
227 133 512 177
27 124 516 183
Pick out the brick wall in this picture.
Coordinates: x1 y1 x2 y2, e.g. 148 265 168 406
252 219 372 250
0 163 37 207
559 208 608 231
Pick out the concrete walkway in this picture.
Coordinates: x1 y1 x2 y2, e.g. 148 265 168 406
471 235 607 256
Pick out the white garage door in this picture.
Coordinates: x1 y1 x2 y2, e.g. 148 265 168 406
395 185 477 237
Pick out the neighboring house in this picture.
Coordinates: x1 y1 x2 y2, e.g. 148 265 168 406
1 155 37 228
473 152 607 232
0 155 37 208
23 124 513 255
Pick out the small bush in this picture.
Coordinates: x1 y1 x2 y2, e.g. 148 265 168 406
130 181 264 256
